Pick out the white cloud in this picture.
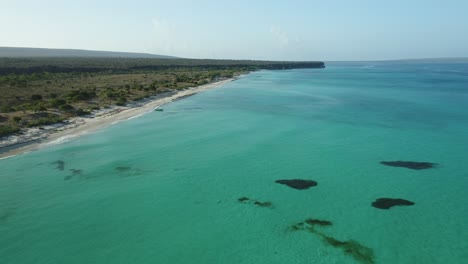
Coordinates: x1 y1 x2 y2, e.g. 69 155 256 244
269 25 289 48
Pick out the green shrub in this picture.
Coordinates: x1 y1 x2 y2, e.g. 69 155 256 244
32 103 47 112
100 89 120 99
0 105 14 113
49 99 67 108
31 94 43 100
59 104 75 111
116 97 127 106
75 108 91 116
66 90 96 102
149 83 158 90
27 116 64 127
0 125 20 137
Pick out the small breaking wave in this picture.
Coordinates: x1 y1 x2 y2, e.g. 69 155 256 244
43 135 78 146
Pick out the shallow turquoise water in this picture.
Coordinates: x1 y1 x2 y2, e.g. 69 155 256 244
1 63 468 263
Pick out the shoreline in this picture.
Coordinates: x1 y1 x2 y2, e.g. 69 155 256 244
0 77 237 159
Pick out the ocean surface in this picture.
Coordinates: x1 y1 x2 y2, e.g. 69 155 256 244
1 62 468 263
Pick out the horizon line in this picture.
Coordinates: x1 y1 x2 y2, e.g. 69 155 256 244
1 46 467 62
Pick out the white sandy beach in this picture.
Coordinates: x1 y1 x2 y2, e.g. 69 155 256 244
0 78 235 159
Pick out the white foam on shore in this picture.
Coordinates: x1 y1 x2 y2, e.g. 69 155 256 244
0 150 31 160
125 109 153 121
43 135 78 146
0 155 15 160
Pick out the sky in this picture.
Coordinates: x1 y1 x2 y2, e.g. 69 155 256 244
1 0 467 61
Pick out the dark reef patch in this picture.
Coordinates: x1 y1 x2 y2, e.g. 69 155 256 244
380 161 436 170
290 218 332 232
290 222 305 231
183 107 203 110
372 198 415 209
321 235 375 264
275 179 317 190
0 207 16 223
253 201 273 208
64 169 83 180
114 166 152 177
238 197 273 208
70 169 82 175
115 166 131 172
238 197 249 202
51 160 65 171
305 218 332 227
289 217 374 264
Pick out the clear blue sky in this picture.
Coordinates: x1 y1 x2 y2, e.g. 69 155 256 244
1 0 467 61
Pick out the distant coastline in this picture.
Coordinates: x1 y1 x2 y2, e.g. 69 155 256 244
0 46 178 59
0 51 325 158
326 57 468 64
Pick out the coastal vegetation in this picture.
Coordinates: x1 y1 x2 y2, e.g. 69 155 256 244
0 57 324 138
0 57 324 74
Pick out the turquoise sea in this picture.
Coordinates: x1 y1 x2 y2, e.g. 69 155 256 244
1 62 468 263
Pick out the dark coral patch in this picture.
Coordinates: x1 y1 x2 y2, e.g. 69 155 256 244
290 217 374 264
64 169 83 180
114 166 152 177
275 179 317 190
290 222 305 231
51 160 65 171
371 198 415 209
238 197 249 202
115 166 131 172
305 218 332 227
380 161 436 170
70 169 82 175
321 235 375 264
253 201 272 208
0 208 16 223
290 218 332 232
237 197 273 208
